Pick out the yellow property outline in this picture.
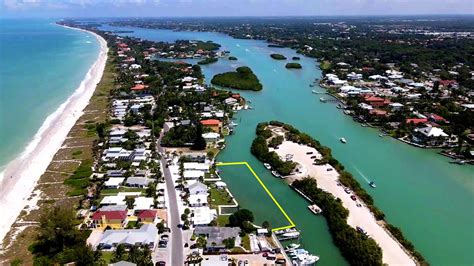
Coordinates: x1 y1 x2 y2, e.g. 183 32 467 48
216 161 296 231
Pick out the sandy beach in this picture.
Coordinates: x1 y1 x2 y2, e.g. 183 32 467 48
274 141 415 265
0 26 108 244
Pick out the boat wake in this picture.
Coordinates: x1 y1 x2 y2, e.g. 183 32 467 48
353 165 372 184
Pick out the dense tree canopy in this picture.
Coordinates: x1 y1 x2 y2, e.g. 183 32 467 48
211 66 263 91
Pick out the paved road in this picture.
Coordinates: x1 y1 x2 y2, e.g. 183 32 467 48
158 123 184 266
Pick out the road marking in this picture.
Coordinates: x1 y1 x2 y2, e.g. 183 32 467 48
216 161 295 231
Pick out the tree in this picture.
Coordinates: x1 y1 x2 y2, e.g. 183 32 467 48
192 123 207 150
128 245 153 266
156 221 166 234
145 182 157 198
111 244 127 263
223 237 236 249
125 197 135 209
196 236 207 248
229 209 254 232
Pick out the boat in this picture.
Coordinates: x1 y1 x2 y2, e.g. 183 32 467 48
230 121 238 127
264 163 271 170
281 231 300 239
291 249 320 265
369 181 376 188
271 170 281 178
311 90 317 94
308 204 322 214
451 159 466 165
285 243 301 251
340 138 347 143
319 97 325 102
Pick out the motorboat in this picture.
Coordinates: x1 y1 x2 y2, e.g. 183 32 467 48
340 138 347 143
312 90 317 93
264 163 271 170
369 181 376 188
271 170 281 178
308 204 322 214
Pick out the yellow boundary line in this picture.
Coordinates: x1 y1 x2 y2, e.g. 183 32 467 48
216 161 295 231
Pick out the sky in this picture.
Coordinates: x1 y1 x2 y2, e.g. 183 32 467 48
0 0 473 18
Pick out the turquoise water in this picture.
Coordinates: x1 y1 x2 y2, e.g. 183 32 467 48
99 25 474 265
0 19 100 171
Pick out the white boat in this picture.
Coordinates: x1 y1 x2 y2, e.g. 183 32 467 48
264 163 271 170
282 232 300 239
230 121 238 127
311 90 317 93
308 204 322 214
291 249 320 265
319 97 325 102
271 170 281 178
369 181 376 188
340 137 347 143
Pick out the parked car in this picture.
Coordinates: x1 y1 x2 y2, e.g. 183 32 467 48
159 240 168 248
156 261 166 266
351 195 357 201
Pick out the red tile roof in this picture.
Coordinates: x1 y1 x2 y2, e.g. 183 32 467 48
92 210 127 221
137 210 157 219
201 119 221 126
439 80 457 87
406 118 428 125
131 84 148 91
364 96 385 102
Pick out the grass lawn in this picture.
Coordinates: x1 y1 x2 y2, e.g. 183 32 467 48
102 251 113 264
209 187 234 207
241 234 250 251
320 60 331 71
216 215 229 227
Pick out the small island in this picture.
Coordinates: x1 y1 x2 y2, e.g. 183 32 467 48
198 57 218 65
285 62 302 69
270 53 287 60
292 56 301 60
211 66 263 91
228 56 238 61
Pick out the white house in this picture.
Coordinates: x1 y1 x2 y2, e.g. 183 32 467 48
104 177 125 189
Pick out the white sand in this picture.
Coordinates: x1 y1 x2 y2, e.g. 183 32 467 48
275 141 415 265
0 25 108 245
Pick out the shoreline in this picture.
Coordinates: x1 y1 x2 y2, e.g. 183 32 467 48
0 25 108 244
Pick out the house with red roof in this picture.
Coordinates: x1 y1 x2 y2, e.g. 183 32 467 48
406 118 428 125
369 109 388 117
91 210 128 229
439 80 458 88
131 84 149 91
137 210 157 224
200 119 222 133
364 96 390 108
426 113 447 124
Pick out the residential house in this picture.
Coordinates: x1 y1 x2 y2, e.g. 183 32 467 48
412 126 449 146
126 177 153 188
104 177 125 189
91 209 128 229
194 226 241 252
364 96 390 108
136 210 157 224
200 119 222 133
97 224 157 250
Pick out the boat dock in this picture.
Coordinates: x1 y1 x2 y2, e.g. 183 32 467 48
289 184 313 203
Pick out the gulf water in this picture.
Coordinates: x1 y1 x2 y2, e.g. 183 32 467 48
0 19 100 171
102 24 474 265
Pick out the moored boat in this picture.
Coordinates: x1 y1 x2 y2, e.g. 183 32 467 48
340 137 347 143
264 163 271 170
308 204 322 214
369 181 376 188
